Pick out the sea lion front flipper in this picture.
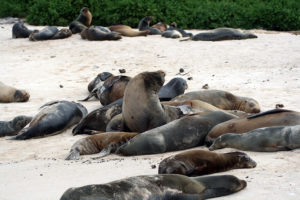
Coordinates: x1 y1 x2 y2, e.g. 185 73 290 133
65 150 81 160
91 146 113 159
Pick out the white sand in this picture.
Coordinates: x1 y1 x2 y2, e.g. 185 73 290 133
0 24 300 200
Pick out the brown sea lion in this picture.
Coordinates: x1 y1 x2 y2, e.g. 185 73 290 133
172 89 260 113
209 125 300 152
152 22 168 32
109 25 149 37
65 131 138 160
206 109 300 144
69 7 92 34
122 70 184 133
60 174 247 200
0 82 30 103
81 26 122 41
159 150 256 176
118 111 237 156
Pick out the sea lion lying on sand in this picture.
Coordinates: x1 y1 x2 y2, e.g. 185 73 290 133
60 174 247 200
159 150 256 176
109 25 149 37
29 26 72 41
12 21 37 38
209 125 300 152
81 26 122 41
0 116 32 137
9 100 87 140
0 82 30 103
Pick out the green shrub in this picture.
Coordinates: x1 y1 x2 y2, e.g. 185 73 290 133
1 0 299 31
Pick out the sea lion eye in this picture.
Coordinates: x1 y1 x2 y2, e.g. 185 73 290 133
249 103 254 107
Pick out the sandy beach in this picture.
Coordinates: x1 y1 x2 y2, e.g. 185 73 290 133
0 23 300 200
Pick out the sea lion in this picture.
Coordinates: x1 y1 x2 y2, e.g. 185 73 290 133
60 174 247 200
159 150 256 176
118 111 236 156
9 100 87 140
105 113 123 132
65 131 138 160
72 99 123 135
69 7 92 34
157 77 187 101
209 125 300 152
167 22 193 37
12 21 37 38
206 109 300 144
109 25 149 37
151 22 168 32
95 26 111 33
29 26 72 41
0 115 32 137
0 82 30 103
162 30 182 38
122 70 184 133
98 75 131 106
138 16 161 35
182 28 257 41
172 89 260 113
81 26 122 41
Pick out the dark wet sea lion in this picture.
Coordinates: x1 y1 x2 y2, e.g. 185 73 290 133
0 82 30 103
209 125 300 152
118 111 236 155
29 26 72 41
167 22 193 37
95 26 111 33
0 116 32 137
69 7 92 34
81 27 122 41
66 131 138 160
109 25 149 37
162 30 182 38
72 99 123 135
159 150 256 176
157 77 187 101
122 70 184 133
9 101 87 140
105 113 123 132
98 75 131 106
172 89 260 113
183 28 257 41
12 21 37 38
60 174 246 200
206 109 300 143
87 72 113 92
138 16 161 35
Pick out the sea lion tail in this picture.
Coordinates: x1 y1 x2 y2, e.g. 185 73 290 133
78 93 94 101
179 37 191 42
65 150 80 160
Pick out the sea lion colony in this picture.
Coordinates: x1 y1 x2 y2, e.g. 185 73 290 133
3 7 299 199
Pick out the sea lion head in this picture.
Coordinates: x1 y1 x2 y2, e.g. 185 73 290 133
228 152 257 168
242 98 260 113
12 115 32 130
208 134 231 151
158 157 192 175
144 16 154 23
142 70 165 93
13 89 30 102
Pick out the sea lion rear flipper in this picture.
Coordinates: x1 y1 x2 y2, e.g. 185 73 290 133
91 146 113 159
79 93 96 101
65 150 81 160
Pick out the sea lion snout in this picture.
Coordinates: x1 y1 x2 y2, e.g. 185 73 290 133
14 89 30 102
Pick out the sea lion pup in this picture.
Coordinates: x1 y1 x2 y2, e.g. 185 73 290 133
152 22 168 32
209 125 300 152
158 150 256 176
109 25 149 37
138 16 162 35
9 100 87 140
65 131 138 160
12 21 37 38
0 116 32 137
60 174 246 200
162 30 182 39
157 77 187 101
0 82 30 103
29 26 72 41
182 28 257 41
205 109 300 144
69 7 92 34
118 111 236 156
167 22 193 37
122 70 184 133
72 99 123 135
172 89 260 113
80 26 122 41
98 75 131 106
